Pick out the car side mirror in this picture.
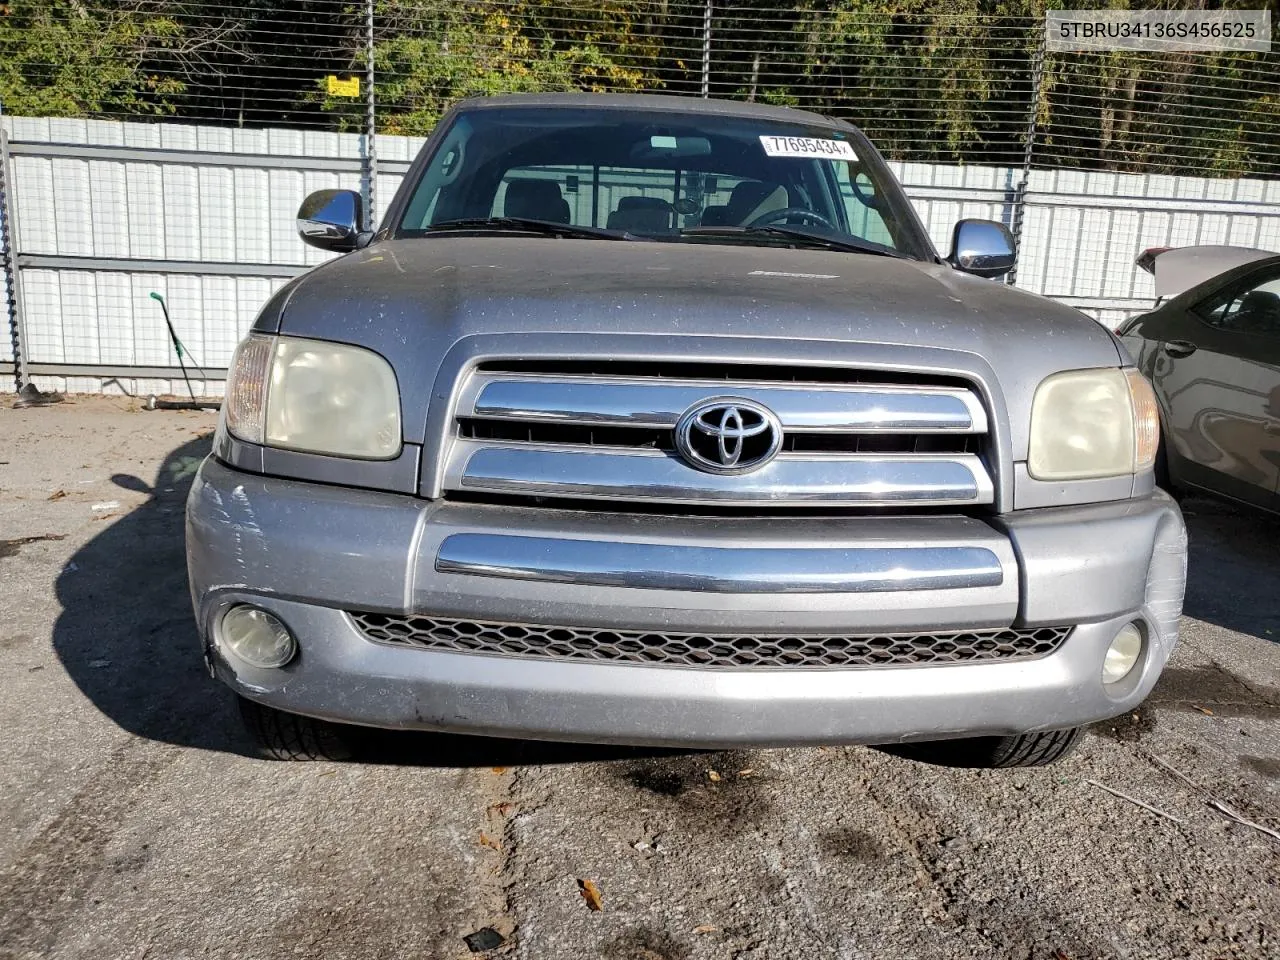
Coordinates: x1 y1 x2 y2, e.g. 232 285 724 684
297 189 366 252
947 219 1016 279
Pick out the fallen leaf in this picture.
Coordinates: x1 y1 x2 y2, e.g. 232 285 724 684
693 924 719 935
737 768 755 777
491 766 509 774
47 489 67 501
487 801 515 817
479 832 501 851
707 769 722 782
577 878 603 912
1052 949 1071 960
1192 704 1214 716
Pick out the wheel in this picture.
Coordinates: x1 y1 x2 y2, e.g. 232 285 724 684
880 727 1084 769
237 695 358 761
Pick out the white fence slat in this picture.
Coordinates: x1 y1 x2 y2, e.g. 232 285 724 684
2 117 1278 387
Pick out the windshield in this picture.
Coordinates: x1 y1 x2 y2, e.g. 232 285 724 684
395 105 932 260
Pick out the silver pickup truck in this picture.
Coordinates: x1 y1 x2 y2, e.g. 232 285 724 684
186 94 1187 768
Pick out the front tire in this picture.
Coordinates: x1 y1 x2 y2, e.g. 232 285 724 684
882 727 1084 768
237 696 358 761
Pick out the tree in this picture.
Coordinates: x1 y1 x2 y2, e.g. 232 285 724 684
320 1 650 135
0 0 1275 177
0 1 186 116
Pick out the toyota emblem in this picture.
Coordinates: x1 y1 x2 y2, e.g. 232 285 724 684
674 398 783 475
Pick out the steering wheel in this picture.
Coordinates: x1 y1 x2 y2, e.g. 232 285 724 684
746 207 835 229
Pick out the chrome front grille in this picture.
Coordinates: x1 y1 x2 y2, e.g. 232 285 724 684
444 362 996 509
350 612 1071 669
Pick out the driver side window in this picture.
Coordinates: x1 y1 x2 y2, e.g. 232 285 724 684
1198 269 1280 338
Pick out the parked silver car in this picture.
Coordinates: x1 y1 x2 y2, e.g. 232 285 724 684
187 94 1187 767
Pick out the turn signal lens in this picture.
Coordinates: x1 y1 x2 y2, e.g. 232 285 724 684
225 334 274 444
1125 368 1160 472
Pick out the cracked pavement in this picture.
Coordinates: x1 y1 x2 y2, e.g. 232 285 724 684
1 398 1278 960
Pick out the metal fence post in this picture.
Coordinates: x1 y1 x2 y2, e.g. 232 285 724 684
1006 23 1046 287
0 123 31 392
363 0 377 231
700 0 712 98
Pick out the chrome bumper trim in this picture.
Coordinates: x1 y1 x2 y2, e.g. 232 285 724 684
464 374 987 433
453 443 994 506
435 533 1005 593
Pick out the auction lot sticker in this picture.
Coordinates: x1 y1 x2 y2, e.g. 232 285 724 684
1047 10 1270 52
760 136 857 160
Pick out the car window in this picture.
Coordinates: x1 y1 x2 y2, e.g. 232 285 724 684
396 106 931 259
1197 269 1280 338
491 166 759 232
834 162 895 247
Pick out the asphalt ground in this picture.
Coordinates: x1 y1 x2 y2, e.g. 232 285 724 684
1 397 1277 960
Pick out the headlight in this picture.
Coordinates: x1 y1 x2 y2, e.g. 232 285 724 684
1028 368 1158 481
225 334 401 459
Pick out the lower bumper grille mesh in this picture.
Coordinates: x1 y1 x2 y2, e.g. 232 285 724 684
349 613 1071 669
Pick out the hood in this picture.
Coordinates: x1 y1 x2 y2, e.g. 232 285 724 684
1138 244 1276 300
269 237 1122 453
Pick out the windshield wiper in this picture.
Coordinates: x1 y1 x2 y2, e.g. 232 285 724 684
680 225 910 259
428 217 635 241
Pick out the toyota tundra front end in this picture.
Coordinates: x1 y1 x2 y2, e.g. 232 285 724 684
186 94 1186 767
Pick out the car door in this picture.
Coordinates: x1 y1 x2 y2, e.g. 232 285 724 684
1145 263 1280 508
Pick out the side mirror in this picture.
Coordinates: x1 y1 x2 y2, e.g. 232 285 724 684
297 189 365 252
948 219 1015 279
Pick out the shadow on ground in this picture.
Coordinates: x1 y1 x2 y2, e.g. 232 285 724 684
51 435 241 754
1179 495 1280 644
51 434 689 767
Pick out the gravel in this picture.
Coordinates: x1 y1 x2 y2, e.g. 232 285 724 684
1 397 1277 960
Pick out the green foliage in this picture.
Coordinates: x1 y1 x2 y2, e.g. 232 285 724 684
321 1 649 135
0 1 184 116
0 0 1276 176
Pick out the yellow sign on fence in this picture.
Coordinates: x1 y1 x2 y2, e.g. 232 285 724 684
326 76 361 98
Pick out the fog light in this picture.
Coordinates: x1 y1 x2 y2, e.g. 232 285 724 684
221 605 296 668
1102 622 1143 684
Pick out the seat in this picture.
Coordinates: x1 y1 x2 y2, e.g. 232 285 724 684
503 179 571 224
700 181 788 226
607 196 675 233
1235 290 1280 335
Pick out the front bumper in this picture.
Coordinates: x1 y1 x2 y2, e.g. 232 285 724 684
186 458 1187 747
